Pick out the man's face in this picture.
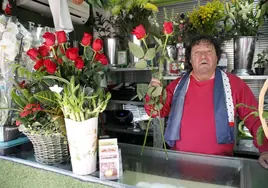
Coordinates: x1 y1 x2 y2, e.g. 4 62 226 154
190 41 218 75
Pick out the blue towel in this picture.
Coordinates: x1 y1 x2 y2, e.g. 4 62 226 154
164 67 234 147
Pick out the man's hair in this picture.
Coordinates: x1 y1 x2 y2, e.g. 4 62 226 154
184 35 223 71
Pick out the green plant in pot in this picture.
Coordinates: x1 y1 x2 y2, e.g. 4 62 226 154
0 84 19 142
224 0 268 75
254 48 268 75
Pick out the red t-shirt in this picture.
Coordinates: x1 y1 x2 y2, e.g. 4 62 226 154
145 73 268 155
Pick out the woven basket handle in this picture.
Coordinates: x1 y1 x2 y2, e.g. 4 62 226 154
259 79 268 139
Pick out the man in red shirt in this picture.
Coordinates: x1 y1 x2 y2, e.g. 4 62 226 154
145 35 268 169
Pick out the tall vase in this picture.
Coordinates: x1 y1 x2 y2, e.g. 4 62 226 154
65 117 98 175
232 36 256 75
129 34 142 67
104 37 118 67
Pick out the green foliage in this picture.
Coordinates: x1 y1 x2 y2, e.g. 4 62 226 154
236 103 267 146
254 48 268 68
225 0 268 36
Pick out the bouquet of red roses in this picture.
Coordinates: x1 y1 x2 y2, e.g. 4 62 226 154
12 30 111 126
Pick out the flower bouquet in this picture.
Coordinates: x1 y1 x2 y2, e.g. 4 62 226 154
14 30 111 174
128 21 174 159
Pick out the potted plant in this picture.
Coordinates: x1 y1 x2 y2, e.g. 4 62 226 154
254 48 268 75
103 0 158 65
23 31 111 175
224 0 268 75
4 76 69 165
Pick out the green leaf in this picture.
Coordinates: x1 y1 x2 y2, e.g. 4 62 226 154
263 111 268 119
33 90 58 107
128 42 144 58
144 48 156 61
154 36 162 46
162 89 167 104
11 89 27 109
152 86 163 97
257 126 264 146
147 86 155 95
85 47 94 60
135 59 147 69
137 84 148 100
61 55 69 63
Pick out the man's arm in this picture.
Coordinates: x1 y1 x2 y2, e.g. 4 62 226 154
144 78 180 118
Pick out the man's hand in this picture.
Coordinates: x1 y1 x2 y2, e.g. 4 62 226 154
150 78 161 87
259 152 268 169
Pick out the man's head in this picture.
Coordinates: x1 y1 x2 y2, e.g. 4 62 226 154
185 35 222 78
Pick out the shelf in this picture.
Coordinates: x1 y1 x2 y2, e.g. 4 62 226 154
238 75 268 80
108 67 158 72
163 75 268 80
104 124 153 136
109 100 144 106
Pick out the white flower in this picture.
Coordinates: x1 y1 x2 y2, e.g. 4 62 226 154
49 85 63 94
129 14 133 19
0 24 5 33
6 22 19 35
0 15 6 25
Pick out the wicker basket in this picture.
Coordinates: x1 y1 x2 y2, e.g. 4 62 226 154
24 132 69 165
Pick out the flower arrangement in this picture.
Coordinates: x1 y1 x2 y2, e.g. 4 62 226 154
105 0 158 36
254 48 268 68
11 30 111 133
128 21 175 159
225 0 268 36
187 0 226 37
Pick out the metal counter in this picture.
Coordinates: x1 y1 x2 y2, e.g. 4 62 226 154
1 143 267 188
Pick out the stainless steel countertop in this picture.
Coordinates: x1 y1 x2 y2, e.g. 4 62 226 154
1 143 267 188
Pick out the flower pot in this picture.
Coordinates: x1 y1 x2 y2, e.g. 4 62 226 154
103 37 119 67
232 36 256 75
255 68 265 75
0 126 20 142
128 34 142 67
65 117 98 175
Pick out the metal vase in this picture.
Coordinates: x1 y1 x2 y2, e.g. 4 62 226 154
129 34 142 66
232 36 256 75
104 37 118 67
165 45 177 74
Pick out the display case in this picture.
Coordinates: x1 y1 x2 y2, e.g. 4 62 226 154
1 143 267 188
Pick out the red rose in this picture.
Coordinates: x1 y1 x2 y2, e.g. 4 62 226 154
4 3 12 15
27 48 39 61
57 58 63 64
44 59 57 74
92 38 103 52
66 48 79 60
56 31 67 44
33 59 44 70
81 32 93 46
38 45 49 57
95 53 108 65
42 32 56 47
15 120 21 126
163 22 173 35
75 57 85 70
132 25 146 40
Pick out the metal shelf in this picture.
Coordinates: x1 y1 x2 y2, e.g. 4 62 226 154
108 67 158 72
163 75 268 80
109 100 144 106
